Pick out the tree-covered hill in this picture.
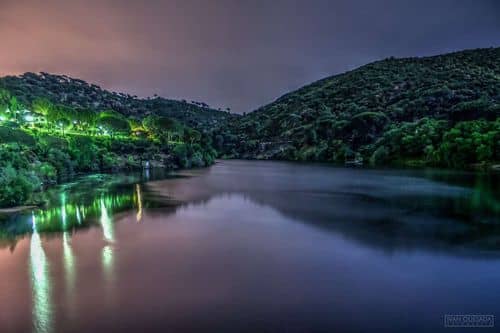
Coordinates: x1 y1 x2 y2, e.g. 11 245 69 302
0 73 225 208
0 72 236 131
1 47 499 209
218 47 499 168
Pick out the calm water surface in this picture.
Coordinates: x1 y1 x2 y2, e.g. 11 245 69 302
0 160 499 333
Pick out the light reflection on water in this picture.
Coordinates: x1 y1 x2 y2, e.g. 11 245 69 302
22 175 140 333
63 232 76 317
101 245 114 283
100 197 116 291
100 198 115 243
136 184 143 223
0 162 499 333
30 214 53 333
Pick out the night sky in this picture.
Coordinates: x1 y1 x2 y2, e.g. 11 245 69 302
1 0 499 113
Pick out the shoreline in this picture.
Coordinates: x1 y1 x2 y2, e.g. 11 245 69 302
0 205 39 214
0 164 199 213
1 159 498 212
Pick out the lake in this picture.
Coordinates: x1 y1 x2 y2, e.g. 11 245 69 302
0 160 499 333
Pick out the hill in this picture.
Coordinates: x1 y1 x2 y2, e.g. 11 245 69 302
217 47 500 168
0 72 236 131
0 73 224 207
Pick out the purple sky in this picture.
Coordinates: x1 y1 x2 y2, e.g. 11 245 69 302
1 0 499 113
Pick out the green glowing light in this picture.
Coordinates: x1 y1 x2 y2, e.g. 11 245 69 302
100 198 114 242
25 114 35 122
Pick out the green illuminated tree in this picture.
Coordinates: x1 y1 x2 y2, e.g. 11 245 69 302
32 98 52 116
0 89 10 120
32 98 53 127
56 118 70 136
8 96 22 121
142 115 179 142
98 114 130 138
73 108 97 134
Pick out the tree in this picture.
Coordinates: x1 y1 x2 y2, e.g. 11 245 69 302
32 98 53 127
98 114 130 138
73 108 97 134
142 115 179 142
0 165 40 207
32 98 53 117
0 89 10 120
68 136 99 171
183 128 201 144
8 96 22 121
56 118 70 136
142 115 158 137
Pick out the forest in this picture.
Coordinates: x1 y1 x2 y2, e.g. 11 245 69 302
1 47 499 208
0 88 217 207
213 47 499 168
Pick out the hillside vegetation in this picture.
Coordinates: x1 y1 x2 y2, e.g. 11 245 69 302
216 47 500 168
0 72 236 131
1 47 499 207
0 76 222 207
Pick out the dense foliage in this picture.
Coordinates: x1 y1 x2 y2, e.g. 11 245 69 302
1 47 499 207
0 72 236 131
215 47 499 168
0 87 217 207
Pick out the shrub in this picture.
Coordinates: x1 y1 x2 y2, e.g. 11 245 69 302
47 147 74 177
101 152 120 171
0 165 40 207
0 126 36 146
68 136 99 172
370 146 390 165
34 162 57 184
437 119 499 167
190 151 205 167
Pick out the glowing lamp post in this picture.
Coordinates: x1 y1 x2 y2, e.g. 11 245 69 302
24 114 35 128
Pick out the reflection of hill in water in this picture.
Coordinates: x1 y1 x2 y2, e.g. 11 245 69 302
145 161 500 255
2 161 499 255
0 171 181 249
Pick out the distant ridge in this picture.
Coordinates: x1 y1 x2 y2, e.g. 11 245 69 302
0 72 235 130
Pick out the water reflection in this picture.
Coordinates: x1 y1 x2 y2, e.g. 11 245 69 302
1 164 498 255
76 206 82 224
100 197 116 282
100 198 115 243
63 232 76 317
135 184 143 223
30 213 53 333
0 174 160 333
146 161 500 253
5 189 138 239
0 162 499 333
102 244 115 283
97 196 117 305
0 171 178 245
